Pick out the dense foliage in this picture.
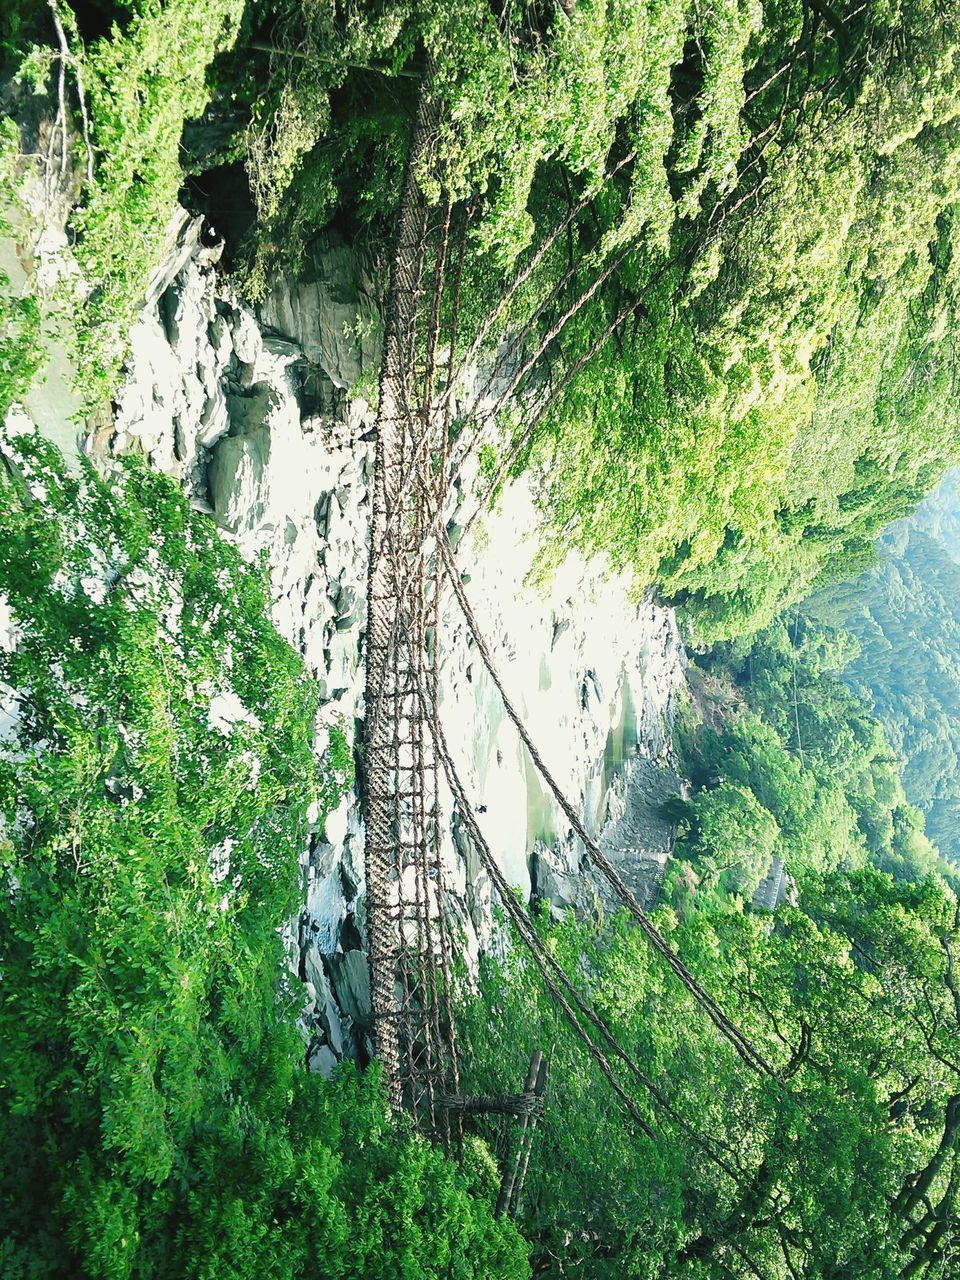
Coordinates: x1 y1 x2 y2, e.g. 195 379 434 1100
678 616 954 895
4 0 244 404
227 0 960 638
496 1 960 639
0 431 527 1279
454 617 960 1276
811 511 960 863
460 867 960 1279
7 1 960 635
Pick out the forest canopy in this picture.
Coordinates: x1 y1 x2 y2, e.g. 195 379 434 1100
4 0 960 635
0 432 527 1279
811 476 960 863
3 2 960 1278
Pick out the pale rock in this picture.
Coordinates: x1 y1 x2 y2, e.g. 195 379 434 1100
339 812 366 901
208 383 300 533
445 894 482 973
309 1043 339 1078
197 383 229 448
145 207 202 309
531 839 582 918
259 234 381 391
207 420 272 533
0 593 19 654
164 257 213 357
208 313 233 366
303 935 328 998
324 792 351 847
207 690 261 735
113 313 185 464
0 682 21 744
304 573 336 639
230 308 262 366
33 223 84 296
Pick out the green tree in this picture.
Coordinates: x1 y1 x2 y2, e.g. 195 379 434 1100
0 432 526 1279
689 781 780 898
459 863 960 1278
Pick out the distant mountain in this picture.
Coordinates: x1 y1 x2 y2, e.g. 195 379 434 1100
889 468 960 565
810 477 960 861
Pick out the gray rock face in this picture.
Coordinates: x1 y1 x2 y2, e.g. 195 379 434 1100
144 206 203 309
531 839 586 916
109 226 238 487
330 949 372 1025
208 383 299 532
595 755 683 912
259 233 382 395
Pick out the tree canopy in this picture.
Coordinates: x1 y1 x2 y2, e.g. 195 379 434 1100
459 867 960 1279
8 1 960 631
812 490 960 864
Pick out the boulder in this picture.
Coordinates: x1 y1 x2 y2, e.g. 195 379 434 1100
112 313 184 468
308 1043 339 1078
229 307 262 366
331 949 371 1024
259 234 381 391
532 840 582 918
208 382 304 534
144 206 202 310
208 422 271 533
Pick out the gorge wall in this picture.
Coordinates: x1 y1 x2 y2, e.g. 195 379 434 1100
8 205 688 1069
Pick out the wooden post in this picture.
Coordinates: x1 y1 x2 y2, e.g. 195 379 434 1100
509 1053 548 1217
495 1050 544 1218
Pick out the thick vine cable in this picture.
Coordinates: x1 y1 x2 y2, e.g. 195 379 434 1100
433 531 778 1080
398 616 753 1178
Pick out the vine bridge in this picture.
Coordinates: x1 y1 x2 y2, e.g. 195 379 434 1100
360 73 776 1181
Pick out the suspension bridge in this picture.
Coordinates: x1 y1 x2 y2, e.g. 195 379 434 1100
359 69 777 1184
